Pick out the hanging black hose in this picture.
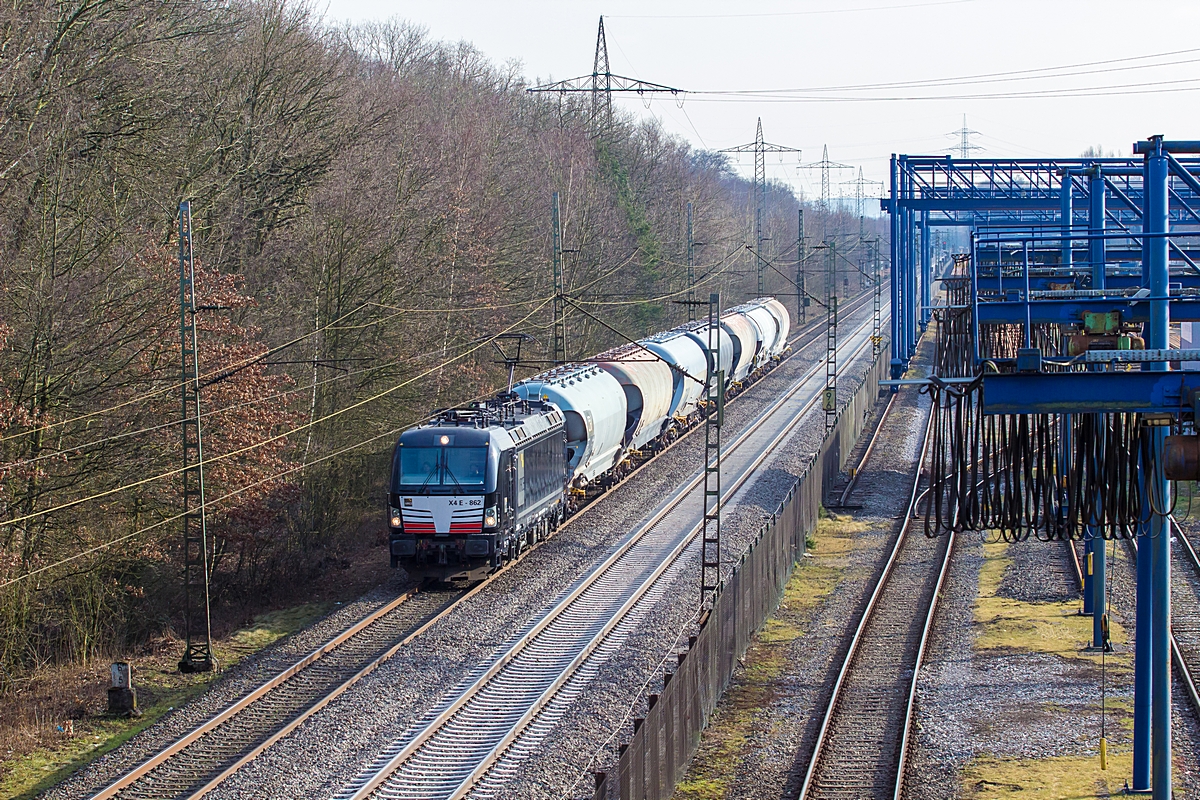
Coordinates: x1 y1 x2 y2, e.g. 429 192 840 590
923 377 1148 541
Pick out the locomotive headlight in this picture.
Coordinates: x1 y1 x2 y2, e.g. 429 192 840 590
389 508 403 528
484 506 498 529
439 434 450 445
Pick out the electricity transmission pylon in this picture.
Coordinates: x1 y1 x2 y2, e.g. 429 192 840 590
842 167 883 238
720 118 801 296
526 16 683 138
801 145 853 244
947 114 984 159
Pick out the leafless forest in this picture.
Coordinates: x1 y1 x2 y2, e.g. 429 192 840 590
0 0 881 688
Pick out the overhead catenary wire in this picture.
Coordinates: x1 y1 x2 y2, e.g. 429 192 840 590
2 247 721 529
0 383 505 589
570 247 743 306
4 335 495 469
1 248 652 466
0 299 555 531
1 262 807 585
0 302 374 445
0 286 614 448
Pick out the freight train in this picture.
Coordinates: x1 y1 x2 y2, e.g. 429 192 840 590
387 298 791 582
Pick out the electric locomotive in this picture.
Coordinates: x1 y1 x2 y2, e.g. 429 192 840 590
387 396 568 582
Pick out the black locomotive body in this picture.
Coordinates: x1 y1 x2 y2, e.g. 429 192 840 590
387 397 567 582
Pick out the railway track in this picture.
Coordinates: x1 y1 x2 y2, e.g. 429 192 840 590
1170 517 1200 713
1108 521 1200 718
832 389 897 508
86 293 881 800
333 314 884 800
797 403 953 800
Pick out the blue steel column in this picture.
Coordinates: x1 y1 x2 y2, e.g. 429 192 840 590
920 212 932 331
890 156 904 379
1087 164 1107 649
1134 465 1152 792
1131 149 1152 792
1089 166 1107 290
900 156 916 360
1060 172 1074 268
1146 137 1171 800
907 205 918 357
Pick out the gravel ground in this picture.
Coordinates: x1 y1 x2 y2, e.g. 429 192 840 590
906 510 1200 798
995 536 1079 605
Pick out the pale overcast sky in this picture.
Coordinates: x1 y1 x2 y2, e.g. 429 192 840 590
318 0 1200 207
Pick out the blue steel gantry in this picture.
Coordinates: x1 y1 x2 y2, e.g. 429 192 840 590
884 152 1200 380
891 139 1200 800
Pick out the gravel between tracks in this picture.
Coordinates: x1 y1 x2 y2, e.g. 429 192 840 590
905 499 1200 798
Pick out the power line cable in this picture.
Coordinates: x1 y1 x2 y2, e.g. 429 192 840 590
693 47 1200 94
608 0 979 19
685 77 1200 103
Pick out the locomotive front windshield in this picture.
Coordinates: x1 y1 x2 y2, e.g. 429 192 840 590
396 446 488 488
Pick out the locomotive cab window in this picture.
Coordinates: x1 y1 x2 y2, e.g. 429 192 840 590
396 446 487 487
398 447 439 486
445 447 487 486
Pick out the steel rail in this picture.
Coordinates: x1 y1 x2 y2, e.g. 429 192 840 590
339 315 884 800
837 390 898 507
893 519 954 800
89 292 881 800
1167 518 1200 716
1117 522 1200 720
797 401 945 800
88 587 418 800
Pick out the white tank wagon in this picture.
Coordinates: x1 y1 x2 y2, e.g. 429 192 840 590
596 343 675 452
640 330 709 425
513 364 627 488
677 320 735 390
718 311 761 384
758 297 791 356
726 298 791 369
